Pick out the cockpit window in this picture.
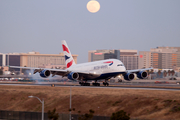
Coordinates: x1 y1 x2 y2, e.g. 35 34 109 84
117 64 123 66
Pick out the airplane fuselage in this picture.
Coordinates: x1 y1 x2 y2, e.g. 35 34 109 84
67 59 126 80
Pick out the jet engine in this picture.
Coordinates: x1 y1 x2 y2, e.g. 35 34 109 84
40 70 51 78
123 73 135 81
136 71 148 79
68 72 79 80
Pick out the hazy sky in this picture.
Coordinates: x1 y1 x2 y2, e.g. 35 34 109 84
0 0 180 63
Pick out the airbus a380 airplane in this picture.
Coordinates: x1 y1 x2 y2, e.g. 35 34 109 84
10 40 153 86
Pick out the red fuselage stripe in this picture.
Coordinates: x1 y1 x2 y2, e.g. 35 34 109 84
104 61 113 63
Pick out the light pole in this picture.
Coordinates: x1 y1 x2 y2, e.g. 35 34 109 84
28 96 44 120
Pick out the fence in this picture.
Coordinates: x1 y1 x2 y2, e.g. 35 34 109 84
0 110 110 120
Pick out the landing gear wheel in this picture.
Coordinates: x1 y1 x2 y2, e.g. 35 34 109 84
103 82 109 86
86 83 90 86
92 83 100 86
79 82 90 86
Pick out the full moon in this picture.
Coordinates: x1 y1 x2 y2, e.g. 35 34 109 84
87 0 100 13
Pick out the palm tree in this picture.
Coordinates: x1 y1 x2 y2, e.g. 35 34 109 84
0 67 3 75
168 70 171 76
158 70 162 75
147 70 150 75
150 69 154 74
163 70 167 77
171 70 175 76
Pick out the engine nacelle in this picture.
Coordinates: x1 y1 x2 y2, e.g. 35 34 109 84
68 72 79 80
123 73 135 81
136 71 148 79
40 70 51 78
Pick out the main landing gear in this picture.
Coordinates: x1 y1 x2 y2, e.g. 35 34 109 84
103 82 109 86
79 81 100 86
79 82 90 86
92 83 100 86
92 80 100 86
79 80 109 86
103 79 109 86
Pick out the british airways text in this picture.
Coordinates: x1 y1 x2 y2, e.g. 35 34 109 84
94 65 108 70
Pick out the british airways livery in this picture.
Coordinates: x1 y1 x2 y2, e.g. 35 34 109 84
10 40 153 86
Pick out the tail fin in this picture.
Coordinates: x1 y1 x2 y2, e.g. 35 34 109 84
61 40 76 68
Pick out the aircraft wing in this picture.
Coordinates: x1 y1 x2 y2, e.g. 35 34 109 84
127 67 153 73
9 66 68 76
9 66 99 79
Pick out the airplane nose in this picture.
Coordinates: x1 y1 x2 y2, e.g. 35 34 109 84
123 66 126 71
119 66 126 72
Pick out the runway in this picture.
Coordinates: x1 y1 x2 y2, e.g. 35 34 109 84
0 81 180 91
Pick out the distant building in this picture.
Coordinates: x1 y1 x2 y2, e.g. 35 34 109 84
119 50 138 70
138 51 152 69
139 47 180 71
88 50 120 62
0 52 78 71
20 52 77 68
155 47 180 69
0 53 21 71
88 49 138 70
0 54 6 66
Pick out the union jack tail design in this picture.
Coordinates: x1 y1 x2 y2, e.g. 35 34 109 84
61 40 76 68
